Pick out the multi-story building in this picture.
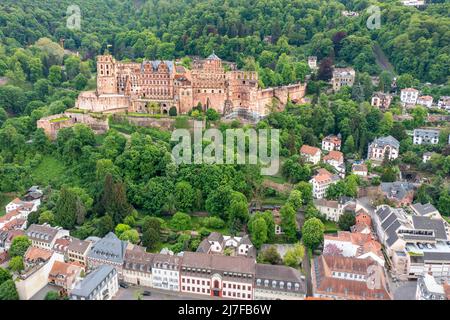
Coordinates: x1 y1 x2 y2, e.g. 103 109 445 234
26 224 70 250
152 253 182 292
413 128 440 145
438 96 450 110
254 264 306 300
415 273 449 300
373 205 450 280
67 238 92 267
323 231 385 266
311 255 392 300
48 260 83 290
323 150 345 177
300 145 322 164
367 136 399 162
380 182 415 207
310 168 341 199
75 53 306 119
331 67 355 92
400 88 419 105
410 203 441 219
321 135 342 151
307 56 318 70
196 232 256 258
123 246 154 287
86 232 128 276
314 197 355 222
352 163 368 177
180 252 255 299
371 92 392 110
70 265 119 300
417 96 434 108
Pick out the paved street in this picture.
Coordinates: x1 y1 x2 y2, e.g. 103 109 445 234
392 280 417 300
113 285 214 300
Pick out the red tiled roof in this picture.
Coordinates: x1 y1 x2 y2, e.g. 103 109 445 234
24 247 53 262
300 145 321 156
323 150 343 162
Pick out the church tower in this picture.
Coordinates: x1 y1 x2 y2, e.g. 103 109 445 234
96 55 117 95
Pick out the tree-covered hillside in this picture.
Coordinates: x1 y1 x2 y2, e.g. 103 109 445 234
0 0 449 83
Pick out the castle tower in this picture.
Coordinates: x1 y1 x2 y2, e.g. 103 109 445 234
97 55 117 95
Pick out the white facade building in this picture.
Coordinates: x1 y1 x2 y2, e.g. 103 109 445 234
400 88 419 105
413 128 440 145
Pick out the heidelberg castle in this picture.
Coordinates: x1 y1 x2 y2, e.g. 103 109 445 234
75 52 306 119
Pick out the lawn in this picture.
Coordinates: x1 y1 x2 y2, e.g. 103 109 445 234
49 116 70 123
322 220 340 234
32 156 66 185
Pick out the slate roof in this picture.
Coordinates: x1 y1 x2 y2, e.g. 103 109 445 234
182 252 255 275
255 264 306 293
411 203 439 216
423 252 450 263
26 224 60 244
412 216 448 241
87 232 127 264
381 182 414 201
370 136 400 149
71 265 117 298
141 60 174 73
68 239 92 254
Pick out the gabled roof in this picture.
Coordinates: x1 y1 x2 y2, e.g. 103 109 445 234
412 216 447 240
300 145 321 156
411 203 439 216
71 265 117 298
370 136 400 149
87 232 127 264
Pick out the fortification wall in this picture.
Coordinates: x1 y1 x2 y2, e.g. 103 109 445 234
75 91 130 113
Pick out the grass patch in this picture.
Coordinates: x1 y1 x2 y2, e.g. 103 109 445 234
322 219 340 234
264 175 287 184
32 156 66 185
65 108 85 114
50 117 70 123
261 196 288 206
126 112 169 118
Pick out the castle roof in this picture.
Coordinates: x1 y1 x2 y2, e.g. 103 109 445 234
207 51 221 61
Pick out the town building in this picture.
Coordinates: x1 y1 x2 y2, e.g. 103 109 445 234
300 144 322 165
70 265 119 300
48 260 83 290
152 253 182 292
410 203 441 219
313 197 355 222
75 53 306 120
331 67 355 92
0 229 24 251
415 273 449 300
352 163 368 177
380 182 415 207
321 135 342 151
196 232 256 258
417 96 434 108
437 96 450 110
367 136 399 162
413 128 440 145
371 92 392 110
180 252 255 299
402 0 425 6
86 232 128 276
254 264 306 300
310 168 341 199
67 238 92 267
16 247 64 300
123 245 154 287
311 255 392 300
307 56 318 70
323 150 345 177
400 88 419 105
373 205 450 280
26 224 70 250
423 151 434 164
323 231 384 266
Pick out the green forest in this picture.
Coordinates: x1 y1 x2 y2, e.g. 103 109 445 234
0 0 449 253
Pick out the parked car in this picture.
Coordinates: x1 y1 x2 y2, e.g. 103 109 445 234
143 290 152 296
119 282 129 289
